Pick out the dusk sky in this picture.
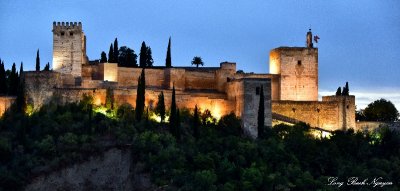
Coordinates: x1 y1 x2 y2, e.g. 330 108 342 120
0 1 399 109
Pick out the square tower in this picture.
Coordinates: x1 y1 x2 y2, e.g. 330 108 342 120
269 47 318 101
52 22 87 77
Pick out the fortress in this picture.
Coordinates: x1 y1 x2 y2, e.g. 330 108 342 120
9 22 356 137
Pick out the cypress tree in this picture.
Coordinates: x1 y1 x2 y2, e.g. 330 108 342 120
113 38 119 63
193 105 200 139
0 61 6 94
10 63 18 95
335 87 342 96
100 51 107 63
165 37 171 68
156 91 166 123
342 82 349 96
139 41 147 68
135 69 146 121
36 49 40 71
43 62 50 71
108 43 114 63
146 47 154 67
257 85 265 139
19 62 23 77
169 85 177 135
176 108 181 140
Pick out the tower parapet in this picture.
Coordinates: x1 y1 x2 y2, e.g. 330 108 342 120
52 21 87 79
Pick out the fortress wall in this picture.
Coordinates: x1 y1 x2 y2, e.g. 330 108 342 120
226 81 244 117
270 74 280 100
242 79 272 138
82 65 102 80
322 95 356 129
117 67 142 87
185 70 216 90
113 89 234 118
216 62 236 92
270 48 318 101
52 22 85 77
24 71 63 110
0 96 16 116
272 100 341 131
118 67 172 87
169 69 186 90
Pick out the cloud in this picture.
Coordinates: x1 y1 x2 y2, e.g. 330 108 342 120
319 88 400 110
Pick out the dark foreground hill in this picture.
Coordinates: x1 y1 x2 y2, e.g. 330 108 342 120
1 101 399 190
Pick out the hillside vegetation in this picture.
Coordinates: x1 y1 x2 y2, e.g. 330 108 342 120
0 99 399 190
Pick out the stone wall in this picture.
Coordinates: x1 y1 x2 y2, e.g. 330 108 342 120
272 100 339 131
0 96 16 116
270 47 318 101
24 71 63 110
272 95 356 131
52 22 86 78
241 78 272 138
322 95 356 130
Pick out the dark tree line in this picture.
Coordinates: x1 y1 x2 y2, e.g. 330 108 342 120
102 37 172 68
0 60 23 96
335 82 350 96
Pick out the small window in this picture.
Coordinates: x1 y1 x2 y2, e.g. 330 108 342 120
347 105 349 109
61 32 65 36
70 32 73 36
256 87 260 95
297 60 302 66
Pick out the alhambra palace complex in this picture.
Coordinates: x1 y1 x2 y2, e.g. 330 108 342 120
1 22 356 137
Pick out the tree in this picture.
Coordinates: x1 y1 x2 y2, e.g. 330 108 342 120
113 38 119 63
16 74 26 113
135 69 146 121
191 56 204 68
100 51 107 63
176 108 181 140
43 62 50 71
0 60 6 94
169 85 177 136
118 46 137 67
139 41 147 68
342 82 349 96
9 63 18 95
36 49 40 71
155 91 166 123
108 43 114 63
146 47 154 67
335 87 341 96
363 99 399 122
193 105 200 139
257 85 265 139
165 37 172 68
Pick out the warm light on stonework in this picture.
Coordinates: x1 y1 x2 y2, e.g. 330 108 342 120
199 103 223 120
103 63 118 82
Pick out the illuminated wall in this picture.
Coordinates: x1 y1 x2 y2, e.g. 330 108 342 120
270 47 318 101
0 96 16 116
52 22 86 78
272 95 356 131
102 63 118 82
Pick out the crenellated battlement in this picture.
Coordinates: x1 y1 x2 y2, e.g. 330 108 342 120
53 21 82 30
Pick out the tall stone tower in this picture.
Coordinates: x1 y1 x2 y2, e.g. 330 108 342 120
269 29 318 101
52 22 87 78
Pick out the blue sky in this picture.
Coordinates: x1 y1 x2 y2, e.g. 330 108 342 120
0 0 399 109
